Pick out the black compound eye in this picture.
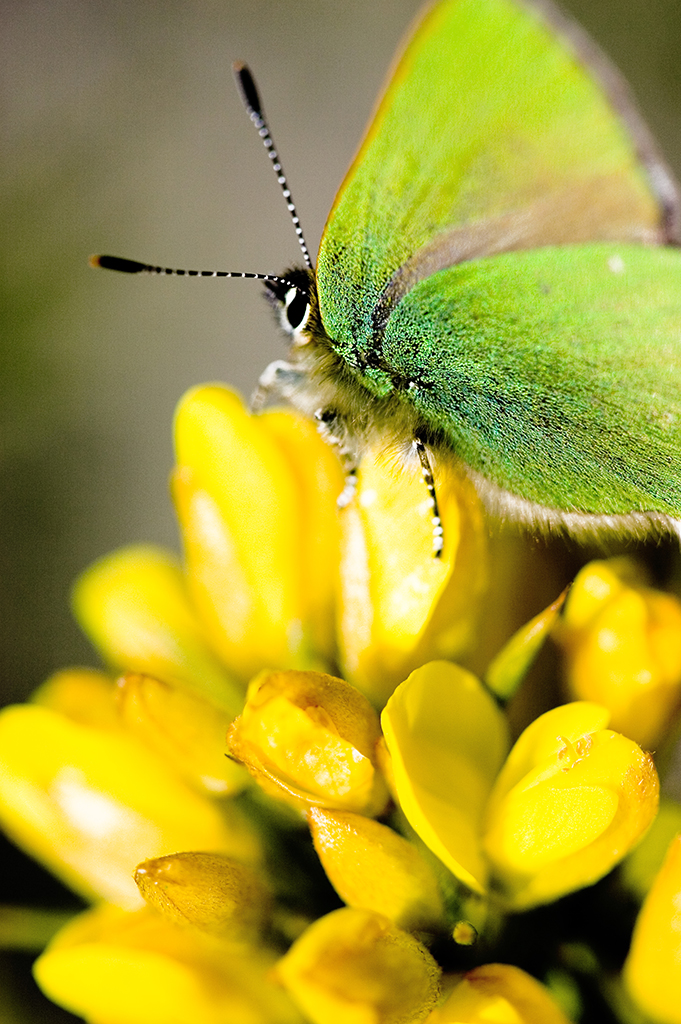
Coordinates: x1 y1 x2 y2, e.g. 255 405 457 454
284 287 310 332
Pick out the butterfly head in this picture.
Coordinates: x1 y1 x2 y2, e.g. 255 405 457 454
264 267 321 345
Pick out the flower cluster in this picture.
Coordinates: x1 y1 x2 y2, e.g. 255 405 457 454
1 384 681 1024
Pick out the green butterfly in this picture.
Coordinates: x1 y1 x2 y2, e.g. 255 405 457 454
97 0 681 550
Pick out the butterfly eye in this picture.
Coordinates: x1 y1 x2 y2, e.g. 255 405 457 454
283 286 310 333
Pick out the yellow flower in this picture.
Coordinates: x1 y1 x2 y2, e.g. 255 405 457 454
555 558 681 748
0 387 487 1023
482 702 658 909
307 808 447 932
426 964 573 1024
172 386 342 679
74 386 486 704
337 442 487 704
227 669 389 816
381 661 509 895
34 903 303 1024
134 851 272 939
0 682 261 910
73 544 244 715
33 667 123 729
624 834 681 1024
382 665 658 909
276 907 441 1024
1 383 674 1024
116 672 247 796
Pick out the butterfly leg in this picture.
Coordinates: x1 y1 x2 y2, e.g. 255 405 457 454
250 359 307 412
336 462 360 509
315 408 360 508
413 438 444 558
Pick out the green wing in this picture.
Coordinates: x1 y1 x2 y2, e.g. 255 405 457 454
379 243 681 517
316 0 676 363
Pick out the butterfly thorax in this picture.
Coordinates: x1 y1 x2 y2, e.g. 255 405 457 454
260 267 436 471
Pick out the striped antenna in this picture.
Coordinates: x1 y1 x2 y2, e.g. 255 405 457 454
89 255 298 289
233 62 312 270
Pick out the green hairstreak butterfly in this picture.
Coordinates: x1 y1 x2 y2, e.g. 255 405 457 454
94 0 681 554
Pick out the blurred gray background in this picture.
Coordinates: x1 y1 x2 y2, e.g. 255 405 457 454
2 0 681 701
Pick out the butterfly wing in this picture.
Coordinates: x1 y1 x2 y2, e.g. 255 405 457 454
316 0 678 362
380 242 681 520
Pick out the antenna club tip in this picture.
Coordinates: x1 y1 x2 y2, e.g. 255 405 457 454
90 255 151 273
233 62 262 116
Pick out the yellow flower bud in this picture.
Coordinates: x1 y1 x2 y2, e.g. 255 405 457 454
308 807 447 932
381 661 509 893
116 672 247 796
276 907 441 1024
426 964 573 1023
0 703 261 908
624 835 681 1024
227 670 389 816
173 386 341 680
338 445 487 705
134 851 271 939
32 668 120 729
556 559 681 747
73 544 243 715
34 903 304 1024
483 702 659 909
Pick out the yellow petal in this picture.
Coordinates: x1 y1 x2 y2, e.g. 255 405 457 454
73 544 242 714
117 673 247 796
487 702 610 804
559 557 650 630
134 851 271 938
557 559 681 747
34 903 303 1024
173 386 335 678
625 834 681 1024
483 703 659 909
427 964 573 1023
308 808 447 932
32 668 120 730
0 703 261 908
276 907 441 1024
257 408 343 663
381 662 509 893
228 670 389 816
338 447 487 705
